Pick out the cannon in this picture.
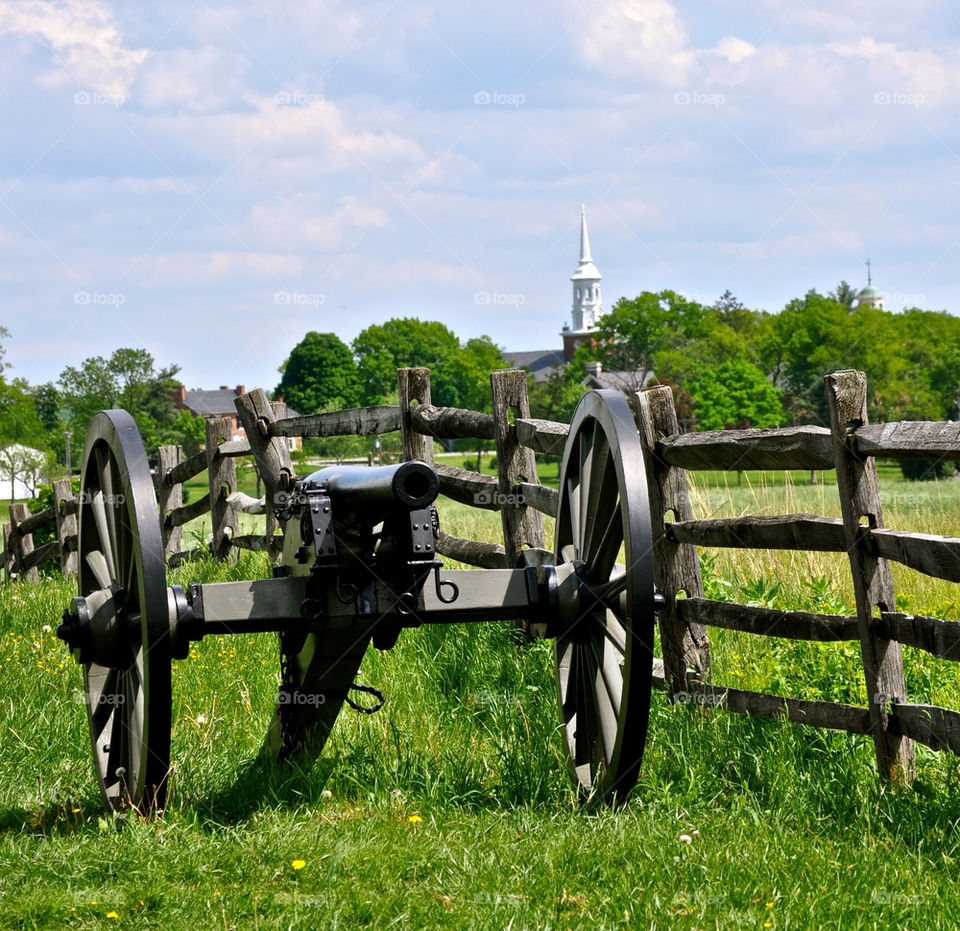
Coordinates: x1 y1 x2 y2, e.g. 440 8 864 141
57 390 658 812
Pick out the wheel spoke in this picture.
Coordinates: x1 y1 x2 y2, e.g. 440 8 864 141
127 651 144 792
592 567 627 605
90 491 117 583
96 447 122 575
566 477 581 557
588 608 626 654
88 666 118 739
580 436 615 562
557 639 575 707
577 422 597 553
586 497 623 582
588 639 620 762
574 644 599 767
85 550 112 590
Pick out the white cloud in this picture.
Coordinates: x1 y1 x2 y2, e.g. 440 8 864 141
577 0 693 83
128 251 304 288
144 95 425 174
569 0 959 117
136 46 250 114
713 36 756 65
0 0 147 97
245 196 391 250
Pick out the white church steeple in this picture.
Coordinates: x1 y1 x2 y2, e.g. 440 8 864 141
563 206 603 359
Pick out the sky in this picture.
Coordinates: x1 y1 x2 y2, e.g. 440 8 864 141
1 0 958 393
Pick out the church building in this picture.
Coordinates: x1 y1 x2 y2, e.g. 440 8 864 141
504 206 606 382
854 259 884 310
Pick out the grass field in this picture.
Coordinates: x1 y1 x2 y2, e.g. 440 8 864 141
1 468 960 928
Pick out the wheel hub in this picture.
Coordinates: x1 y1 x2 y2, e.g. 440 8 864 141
56 589 130 668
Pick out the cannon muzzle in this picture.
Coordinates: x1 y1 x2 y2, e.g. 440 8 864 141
303 461 438 519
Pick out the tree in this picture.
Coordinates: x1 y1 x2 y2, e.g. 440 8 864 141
0 377 51 499
770 290 856 424
276 332 360 414
828 281 858 308
446 336 507 414
686 359 783 431
58 348 179 439
159 410 207 457
586 290 709 392
713 290 758 333
527 366 586 426
353 318 462 406
444 335 507 460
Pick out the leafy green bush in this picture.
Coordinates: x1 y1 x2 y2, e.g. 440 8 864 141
898 458 957 481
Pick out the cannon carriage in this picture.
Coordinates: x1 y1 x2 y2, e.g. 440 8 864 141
57 389 660 812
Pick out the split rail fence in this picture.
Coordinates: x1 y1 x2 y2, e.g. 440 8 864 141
3 366 960 784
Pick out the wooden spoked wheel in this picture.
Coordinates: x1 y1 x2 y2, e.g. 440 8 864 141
554 390 656 804
75 411 171 812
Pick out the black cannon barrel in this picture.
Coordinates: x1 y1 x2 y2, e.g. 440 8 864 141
303 461 438 516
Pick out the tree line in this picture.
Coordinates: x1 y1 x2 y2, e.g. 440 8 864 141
560 286 960 432
2 288 959 496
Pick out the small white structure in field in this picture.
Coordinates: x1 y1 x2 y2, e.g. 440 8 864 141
0 444 48 500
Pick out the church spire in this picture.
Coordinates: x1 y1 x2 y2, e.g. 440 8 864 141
579 204 593 264
562 206 604 360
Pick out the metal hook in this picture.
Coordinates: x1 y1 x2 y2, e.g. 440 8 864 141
433 566 459 604
396 590 420 615
335 577 358 606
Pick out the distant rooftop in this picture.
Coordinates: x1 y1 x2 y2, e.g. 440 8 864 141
502 349 566 383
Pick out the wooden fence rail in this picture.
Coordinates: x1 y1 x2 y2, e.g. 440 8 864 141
4 365 960 789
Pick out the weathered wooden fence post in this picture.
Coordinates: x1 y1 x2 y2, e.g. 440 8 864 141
155 445 183 557
206 417 239 560
825 370 915 783
490 370 546 569
265 401 290 540
52 478 78 575
397 367 435 466
2 522 11 580
9 503 38 582
235 390 294 553
635 385 711 695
